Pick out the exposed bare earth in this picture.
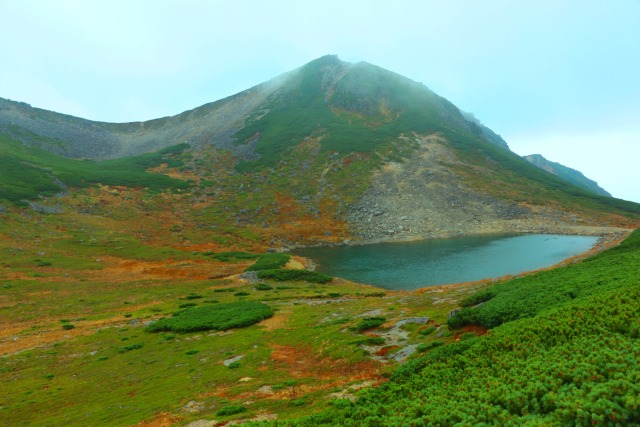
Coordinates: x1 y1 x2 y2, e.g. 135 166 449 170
344 134 634 244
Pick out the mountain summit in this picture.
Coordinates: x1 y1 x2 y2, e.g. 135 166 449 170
0 54 508 161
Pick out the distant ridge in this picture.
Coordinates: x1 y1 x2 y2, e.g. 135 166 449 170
524 154 611 197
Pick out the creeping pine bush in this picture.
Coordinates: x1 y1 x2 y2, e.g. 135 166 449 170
354 316 386 331
244 253 290 271
216 405 246 417
205 251 260 262
146 301 273 333
257 269 332 283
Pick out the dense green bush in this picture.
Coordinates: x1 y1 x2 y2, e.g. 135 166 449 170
216 405 246 417
146 301 273 333
245 253 290 271
257 269 332 283
204 251 260 262
459 289 495 307
354 316 386 331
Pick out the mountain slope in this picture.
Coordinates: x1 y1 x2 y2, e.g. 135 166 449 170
524 153 611 197
0 55 506 162
1 55 639 245
0 75 288 159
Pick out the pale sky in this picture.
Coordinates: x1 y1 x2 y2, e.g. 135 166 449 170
1 0 639 202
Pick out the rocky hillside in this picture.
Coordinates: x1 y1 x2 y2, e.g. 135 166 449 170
0 76 288 159
524 154 611 197
0 55 505 161
1 55 639 246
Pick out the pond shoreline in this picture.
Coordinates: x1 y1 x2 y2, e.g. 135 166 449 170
283 225 632 250
291 228 632 291
413 228 631 294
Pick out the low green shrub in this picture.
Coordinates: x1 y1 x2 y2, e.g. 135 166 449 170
245 253 290 271
234 291 250 296
119 343 144 353
354 316 386 331
419 326 437 336
205 251 260 262
257 269 332 283
216 405 246 417
146 301 273 333
459 290 495 307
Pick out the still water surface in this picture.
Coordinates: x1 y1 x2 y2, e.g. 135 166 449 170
292 234 599 290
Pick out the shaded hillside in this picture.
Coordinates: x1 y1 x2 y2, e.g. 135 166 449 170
0 76 288 159
524 153 612 197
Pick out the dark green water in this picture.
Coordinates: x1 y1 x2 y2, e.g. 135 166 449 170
292 234 599 290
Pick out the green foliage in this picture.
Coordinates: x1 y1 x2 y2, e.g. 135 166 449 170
205 251 260 262
216 404 247 417
459 332 477 341
349 337 386 346
119 343 143 353
418 326 436 336
233 57 445 171
354 316 386 331
61 324 75 330
459 290 495 307
257 269 333 283
185 350 199 355
290 398 306 407
449 229 640 329
146 301 273 333
255 283 273 291
259 230 640 426
178 302 197 309
227 361 241 369
245 253 290 272
0 135 190 205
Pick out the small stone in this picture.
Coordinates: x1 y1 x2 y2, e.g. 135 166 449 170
181 400 206 413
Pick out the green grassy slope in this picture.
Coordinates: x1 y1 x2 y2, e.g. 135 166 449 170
441 128 640 218
233 56 480 171
0 135 190 205
232 56 640 220
258 229 640 426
